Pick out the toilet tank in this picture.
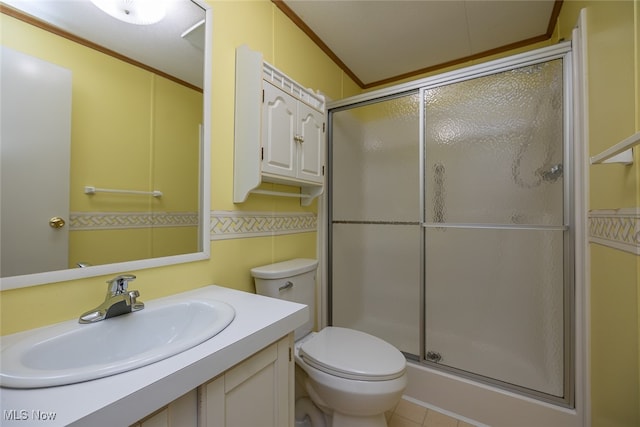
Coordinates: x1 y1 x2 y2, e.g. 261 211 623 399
251 258 318 340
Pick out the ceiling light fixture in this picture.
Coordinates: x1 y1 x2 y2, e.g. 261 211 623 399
90 0 167 25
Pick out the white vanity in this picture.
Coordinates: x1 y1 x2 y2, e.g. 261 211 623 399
0 286 308 426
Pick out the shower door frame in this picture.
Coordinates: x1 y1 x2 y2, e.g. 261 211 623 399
326 41 575 407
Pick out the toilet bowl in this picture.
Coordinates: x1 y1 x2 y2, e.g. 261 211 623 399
251 259 407 427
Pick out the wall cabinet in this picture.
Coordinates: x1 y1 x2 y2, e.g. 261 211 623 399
131 335 293 427
262 82 325 185
234 45 326 206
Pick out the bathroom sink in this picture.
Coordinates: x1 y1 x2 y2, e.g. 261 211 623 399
0 298 235 388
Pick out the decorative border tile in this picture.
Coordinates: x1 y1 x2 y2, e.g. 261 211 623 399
70 212 198 230
588 208 640 255
210 210 317 240
69 211 317 241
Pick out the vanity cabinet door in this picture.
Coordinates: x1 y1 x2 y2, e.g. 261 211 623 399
131 389 197 427
199 335 293 427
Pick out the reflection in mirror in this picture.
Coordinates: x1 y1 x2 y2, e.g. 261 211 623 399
0 0 211 290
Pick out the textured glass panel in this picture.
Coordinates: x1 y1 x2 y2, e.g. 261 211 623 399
424 60 564 225
332 94 420 222
332 223 421 355
424 227 564 396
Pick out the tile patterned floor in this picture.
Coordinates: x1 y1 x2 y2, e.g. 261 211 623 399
386 398 478 427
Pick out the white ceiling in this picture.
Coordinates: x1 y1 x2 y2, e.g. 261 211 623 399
281 0 558 87
1 0 206 89
2 0 558 90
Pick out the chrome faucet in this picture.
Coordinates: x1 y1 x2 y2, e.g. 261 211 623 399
79 274 144 323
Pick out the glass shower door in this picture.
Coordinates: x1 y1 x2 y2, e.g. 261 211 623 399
423 60 569 398
330 93 421 356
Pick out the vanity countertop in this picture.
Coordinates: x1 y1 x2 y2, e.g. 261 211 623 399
0 285 308 426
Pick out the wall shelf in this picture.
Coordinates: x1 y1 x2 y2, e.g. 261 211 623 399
590 131 639 165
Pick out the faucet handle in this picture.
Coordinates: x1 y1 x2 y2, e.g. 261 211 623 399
106 274 137 295
128 289 145 312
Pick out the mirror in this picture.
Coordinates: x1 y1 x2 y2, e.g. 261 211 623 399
0 0 212 290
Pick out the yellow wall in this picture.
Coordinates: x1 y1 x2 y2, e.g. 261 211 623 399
0 0 359 335
587 2 639 425
558 1 640 426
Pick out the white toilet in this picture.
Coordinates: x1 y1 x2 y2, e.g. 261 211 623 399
251 258 407 427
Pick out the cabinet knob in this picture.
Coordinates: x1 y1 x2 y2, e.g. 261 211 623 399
294 135 304 143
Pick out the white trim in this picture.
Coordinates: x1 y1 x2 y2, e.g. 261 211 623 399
572 8 591 427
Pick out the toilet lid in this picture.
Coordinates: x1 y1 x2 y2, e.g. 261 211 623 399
299 327 406 381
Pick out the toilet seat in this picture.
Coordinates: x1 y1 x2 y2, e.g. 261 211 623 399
299 327 406 381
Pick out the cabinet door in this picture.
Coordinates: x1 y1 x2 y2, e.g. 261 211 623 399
297 102 325 184
262 83 297 179
200 335 293 427
131 389 197 427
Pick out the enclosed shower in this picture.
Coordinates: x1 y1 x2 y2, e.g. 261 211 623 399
328 45 573 406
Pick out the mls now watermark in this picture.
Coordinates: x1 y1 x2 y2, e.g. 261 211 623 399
4 409 57 421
